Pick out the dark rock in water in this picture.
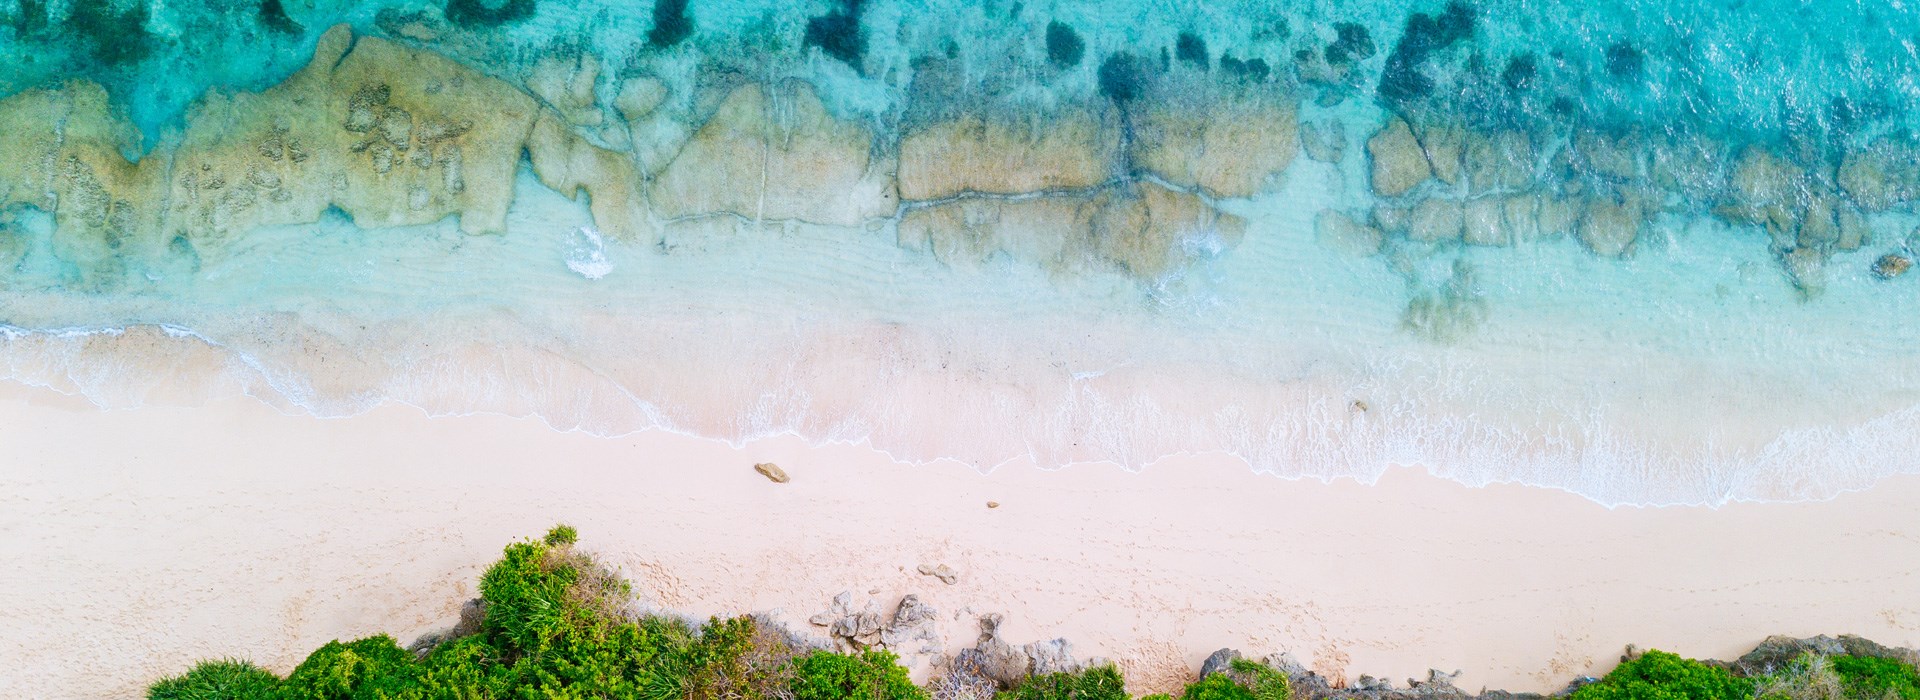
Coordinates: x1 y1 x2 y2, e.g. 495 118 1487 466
1199 648 1242 677
806 0 868 70
258 0 302 34
444 0 536 28
1221 55 1272 82
1046 21 1085 68
65 0 154 66
1176 31 1209 70
1379 1 1476 105
648 0 693 48
1326 22 1376 65
1098 53 1150 103
1605 41 1644 78
1502 53 1537 91
1874 253 1912 279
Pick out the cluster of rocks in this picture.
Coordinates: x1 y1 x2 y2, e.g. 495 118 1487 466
1344 111 1920 297
808 591 943 656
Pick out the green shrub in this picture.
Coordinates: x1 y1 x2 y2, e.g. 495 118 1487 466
790 649 926 700
280 635 419 700
1570 649 1754 700
147 659 280 700
544 525 579 547
1831 655 1920 699
1001 664 1128 700
407 634 512 699
1177 660 1289 700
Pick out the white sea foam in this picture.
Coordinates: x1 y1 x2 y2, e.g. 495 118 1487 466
566 226 615 280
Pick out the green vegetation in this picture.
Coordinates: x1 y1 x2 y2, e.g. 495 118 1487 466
1179 660 1288 700
1002 665 1128 700
148 526 1920 700
1569 650 1753 700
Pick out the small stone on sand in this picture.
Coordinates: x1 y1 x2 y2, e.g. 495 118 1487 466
917 563 959 585
987 501 1000 509
754 462 789 483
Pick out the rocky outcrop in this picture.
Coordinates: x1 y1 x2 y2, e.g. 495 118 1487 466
898 111 1121 201
650 81 895 227
1131 94 1299 199
1369 117 1432 197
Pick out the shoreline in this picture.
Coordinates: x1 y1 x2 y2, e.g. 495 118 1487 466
4 382 1918 698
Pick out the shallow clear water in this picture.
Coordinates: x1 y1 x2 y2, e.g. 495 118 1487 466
2 0 1918 505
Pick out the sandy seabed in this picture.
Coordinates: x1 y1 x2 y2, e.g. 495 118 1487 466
2 381 1917 699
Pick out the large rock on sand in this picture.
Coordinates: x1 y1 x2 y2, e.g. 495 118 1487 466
650 81 895 227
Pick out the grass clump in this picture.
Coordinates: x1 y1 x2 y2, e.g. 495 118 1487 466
147 660 279 700
1002 664 1128 700
1570 649 1754 700
1759 654 1920 700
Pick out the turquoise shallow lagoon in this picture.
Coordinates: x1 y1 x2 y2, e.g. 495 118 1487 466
2 0 1919 505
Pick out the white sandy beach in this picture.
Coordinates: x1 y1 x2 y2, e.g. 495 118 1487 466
2 381 1917 699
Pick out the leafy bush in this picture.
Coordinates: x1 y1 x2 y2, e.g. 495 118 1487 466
790 649 926 700
1831 655 1920 699
544 524 579 547
147 659 280 700
279 635 419 699
1570 649 1754 700
1176 660 1289 700
1001 664 1128 700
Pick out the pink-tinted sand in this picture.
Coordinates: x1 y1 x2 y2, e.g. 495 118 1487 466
1 381 1916 699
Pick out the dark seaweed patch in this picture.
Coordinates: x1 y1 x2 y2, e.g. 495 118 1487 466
805 0 867 70
1325 22 1375 65
445 0 536 28
1221 55 1270 82
1046 21 1084 68
67 0 153 66
1378 1 1475 105
1175 31 1208 70
1502 52 1536 91
1604 41 1643 78
648 0 692 48
259 0 301 34
1098 53 1148 103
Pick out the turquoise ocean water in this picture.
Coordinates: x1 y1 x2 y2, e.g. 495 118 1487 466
2 0 1919 505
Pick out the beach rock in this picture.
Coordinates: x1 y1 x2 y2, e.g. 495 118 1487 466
1200 648 1242 677
1419 123 1466 186
1302 120 1347 163
917 563 959 585
1025 639 1083 675
526 52 603 126
1727 146 1803 221
0 81 168 283
963 614 1033 689
1406 198 1464 242
1132 95 1300 198
1579 194 1641 257
1796 195 1841 249
1357 674 1394 691
1462 197 1508 246
615 77 670 121
1087 183 1247 278
753 462 790 483
1782 247 1827 298
1369 117 1432 197
1837 206 1871 250
1839 136 1920 211
1315 210 1384 256
1502 194 1543 243
1536 195 1585 239
1874 254 1912 279
1465 129 1534 194
986 501 1000 509
897 196 1093 268
651 81 895 227
527 111 648 238
1575 130 1641 180
881 594 942 654
899 110 1120 200
166 25 539 250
